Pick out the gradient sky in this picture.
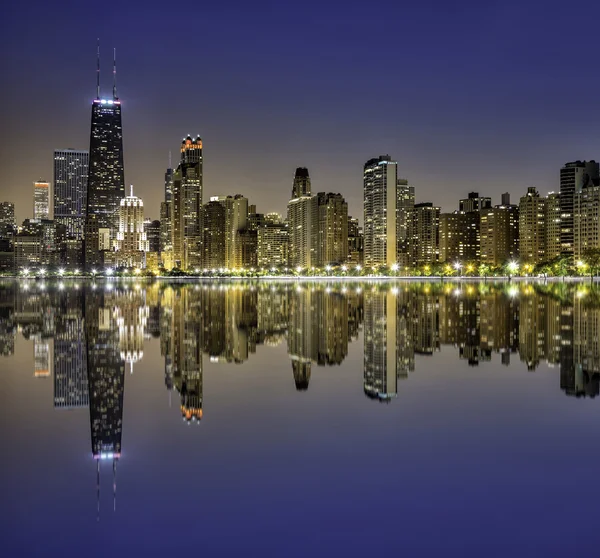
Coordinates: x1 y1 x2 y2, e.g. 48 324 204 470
3 0 600 224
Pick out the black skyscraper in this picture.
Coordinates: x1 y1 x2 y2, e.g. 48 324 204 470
85 46 125 268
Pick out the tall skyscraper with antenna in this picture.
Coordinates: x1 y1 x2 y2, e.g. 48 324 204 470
84 42 125 268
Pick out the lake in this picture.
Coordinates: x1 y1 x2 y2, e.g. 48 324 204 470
1 279 599 557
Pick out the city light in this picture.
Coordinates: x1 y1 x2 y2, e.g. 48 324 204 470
508 261 519 274
454 262 462 272
341 265 347 272
21 268 29 277
58 268 65 276
105 267 113 276
355 265 362 271
391 263 399 272
38 268 46 276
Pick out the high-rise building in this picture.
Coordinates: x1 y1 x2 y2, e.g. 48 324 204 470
574 184 600 260
257 223 289 267
363 156 398 266
53 149 89 239
560 160 599 256
409 203 440 266
171 136 203 270
34 181 50 220
314 192 348 267
212 195 248 269
545 192 561 261
239 229 258 269
480 205 518 267
203 201 226 268
116 186 148 267
287 168 315 268
439 212 460 263
519 187 546 264
84 55 125 268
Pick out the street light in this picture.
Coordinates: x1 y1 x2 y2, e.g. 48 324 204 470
341 265 347 272
325 265 332 273
22 268 30 277
454 261 462 275
105 267 113 276
58 268 65 276
355 264 362 272
391 263 399 272
39 268 46 277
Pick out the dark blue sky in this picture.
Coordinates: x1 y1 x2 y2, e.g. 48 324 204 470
3 0 600 222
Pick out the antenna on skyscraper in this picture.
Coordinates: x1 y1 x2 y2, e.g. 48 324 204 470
169 151 172 170
96 39 101 99
113 47 117 100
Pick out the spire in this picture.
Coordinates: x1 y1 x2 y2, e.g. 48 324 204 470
96 39 101 99
130 184 133 197
112 47 117 100
168 150 172 170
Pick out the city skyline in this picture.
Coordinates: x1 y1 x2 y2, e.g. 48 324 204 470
5 2 600 224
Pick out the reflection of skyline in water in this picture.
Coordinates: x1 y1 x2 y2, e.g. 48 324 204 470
2 281 600 408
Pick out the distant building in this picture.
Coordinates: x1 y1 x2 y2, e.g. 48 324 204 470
574 184 600 260
212 195 248 269
347 217 364 265
34 180 50 220
545 192 561 261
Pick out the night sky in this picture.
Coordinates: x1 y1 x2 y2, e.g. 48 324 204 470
3 0 600 224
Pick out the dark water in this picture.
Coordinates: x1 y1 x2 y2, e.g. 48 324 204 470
1 279 600 557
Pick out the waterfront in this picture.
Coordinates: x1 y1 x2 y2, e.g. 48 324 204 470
1 279 600 557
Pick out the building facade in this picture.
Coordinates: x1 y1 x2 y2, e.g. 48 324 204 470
34 181 50 220
116 186 148 267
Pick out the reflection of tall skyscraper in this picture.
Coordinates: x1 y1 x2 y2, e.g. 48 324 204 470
86 289 125 459
363 289 398 400
53 149 89 240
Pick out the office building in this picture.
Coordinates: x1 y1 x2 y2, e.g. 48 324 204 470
53 149 89 239
347 217 364 265
34 181 50 220
144 218 161 253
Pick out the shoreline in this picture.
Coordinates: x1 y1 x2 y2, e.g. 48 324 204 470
1 275 598 283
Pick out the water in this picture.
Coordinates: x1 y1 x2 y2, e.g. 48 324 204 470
1 279 599 557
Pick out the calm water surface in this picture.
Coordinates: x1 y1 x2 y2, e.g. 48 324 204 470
1 279 600 557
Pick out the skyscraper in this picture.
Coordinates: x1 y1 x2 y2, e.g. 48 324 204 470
85 46 126 268
545 192 561 261
574 184 600 260
363 155 398 266
287 168 315 268
33 181 50 220
560 160 599 257
0 202 15 245
53 149 89 239
171 136 203 270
